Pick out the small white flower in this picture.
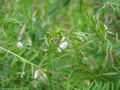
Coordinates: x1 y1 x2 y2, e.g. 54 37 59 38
61 36 65 42
57 36 68 52
19 71 25 78
104 24 108 30
17 41 23 49
59 41 68 49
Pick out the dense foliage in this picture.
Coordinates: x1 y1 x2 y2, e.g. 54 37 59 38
0 0 120 90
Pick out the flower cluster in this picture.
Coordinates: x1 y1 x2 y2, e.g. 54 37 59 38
57 36 68 52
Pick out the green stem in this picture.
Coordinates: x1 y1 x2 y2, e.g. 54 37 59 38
46 46 53 90
0 46 38 67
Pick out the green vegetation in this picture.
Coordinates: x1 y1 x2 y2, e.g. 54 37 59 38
0 0 120 90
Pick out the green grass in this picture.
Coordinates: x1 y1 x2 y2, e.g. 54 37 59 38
0 0 120 90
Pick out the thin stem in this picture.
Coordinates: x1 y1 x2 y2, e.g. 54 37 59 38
0 46 38 67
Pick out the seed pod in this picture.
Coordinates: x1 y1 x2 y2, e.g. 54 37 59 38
34 69 48 82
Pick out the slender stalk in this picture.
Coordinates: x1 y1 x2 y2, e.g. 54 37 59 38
0 46 38 67
46 46 53 90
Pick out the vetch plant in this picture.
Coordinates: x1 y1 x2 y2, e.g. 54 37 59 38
0 0 120 89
